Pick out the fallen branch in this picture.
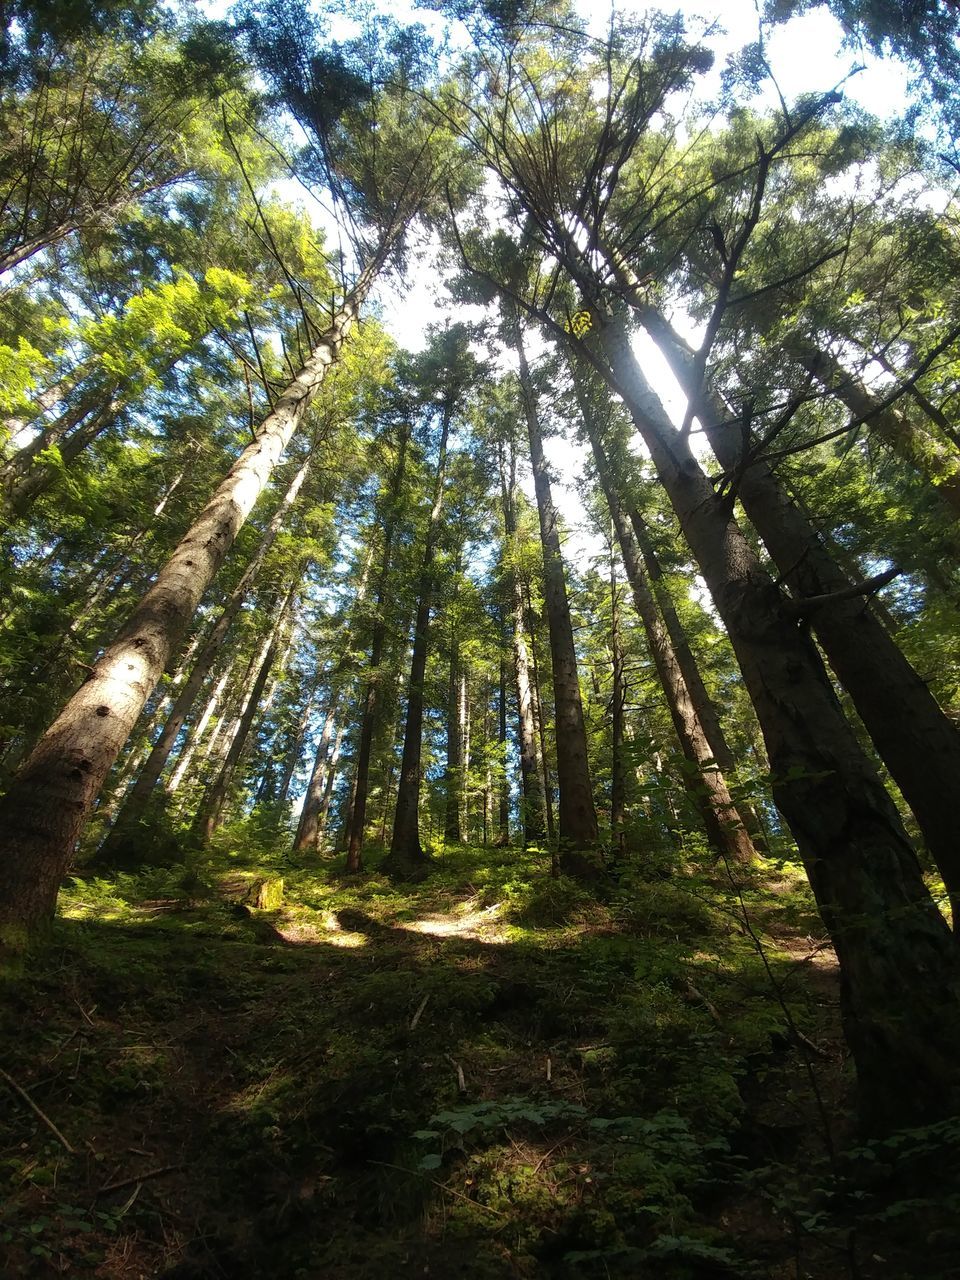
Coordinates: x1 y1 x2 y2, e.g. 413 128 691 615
0 1066 76 1154
409 994 430 1030
368 1159 506 1218
98 1163 185 1196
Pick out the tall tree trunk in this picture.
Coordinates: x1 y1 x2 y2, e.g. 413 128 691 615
192 587 295 843
586 311 960 1130
385 407 452 876
585 417 755 863
319 721 346 848
99 454 313 861
637 302 960 924
346 425 411 873
0 270 373 930
165 656 236 795
443 635 463 844
609 533 627 852
524 580 557 845
515 330 599 872
293 690 342 854
498 440 546 846
496 655 510 846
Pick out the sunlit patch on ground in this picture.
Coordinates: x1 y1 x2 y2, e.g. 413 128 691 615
402 899 506 941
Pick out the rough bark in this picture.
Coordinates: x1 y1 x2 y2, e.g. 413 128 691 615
609 538 627 851
590 312 960 1130
0 276 370 931
638 303 960 924
516 332 599 873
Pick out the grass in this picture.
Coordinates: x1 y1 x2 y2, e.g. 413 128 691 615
1 840 956 1278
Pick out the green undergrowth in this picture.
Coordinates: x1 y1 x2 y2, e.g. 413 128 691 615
2 841 954 1278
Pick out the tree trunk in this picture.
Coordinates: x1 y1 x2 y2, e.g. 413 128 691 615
318 721 346 848
498 440 546 846
385 407 452 876
192 587 295 843
585 416 755 863
0 273 371 931
588 311 960 1131
100 455 313 861
638 303 960 924
443 636 463 843
609 534 627 851
496 655 511 846
293 690 342 854
524 581 557 845
346 424 411 873
515 331 599 873
165 655 236 795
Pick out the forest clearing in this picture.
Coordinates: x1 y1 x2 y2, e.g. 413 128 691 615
1 0 960 1275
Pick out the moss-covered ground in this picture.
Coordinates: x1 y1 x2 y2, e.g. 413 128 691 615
2 844 958 1278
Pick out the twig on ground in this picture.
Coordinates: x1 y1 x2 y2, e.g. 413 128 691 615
98 1163 185 1196
0 1066 76 1154
409 994 430 1030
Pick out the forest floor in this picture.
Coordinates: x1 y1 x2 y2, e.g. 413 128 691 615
1 842 958 1279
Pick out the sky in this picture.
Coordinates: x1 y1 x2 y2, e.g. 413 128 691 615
193 0 918 569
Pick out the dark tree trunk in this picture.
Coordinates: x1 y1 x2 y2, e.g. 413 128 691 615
609 534 627 851
496 655 511 846
516 330 600 873
385 407 452 876
443 635 463 844
638 303 960 925
585 417 755 864
586 312 960 1131
498 440 546 846
346 424 410 873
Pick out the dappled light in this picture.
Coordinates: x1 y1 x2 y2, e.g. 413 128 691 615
3 0 960 1277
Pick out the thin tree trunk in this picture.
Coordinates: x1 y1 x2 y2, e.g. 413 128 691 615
443 635 463 844
585 417 755 863
638 302 960 925
319 722 346 848
166 656 236 795
346 424 411 873
524 580 556 845
516 330 599 872
293 690 342 854
99 456 314 862
0 270 373 929
385 407 452 875
192 587 295 843
609 533 627 852
496 655 510 846
498 440 546 845
588 311 960 1130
